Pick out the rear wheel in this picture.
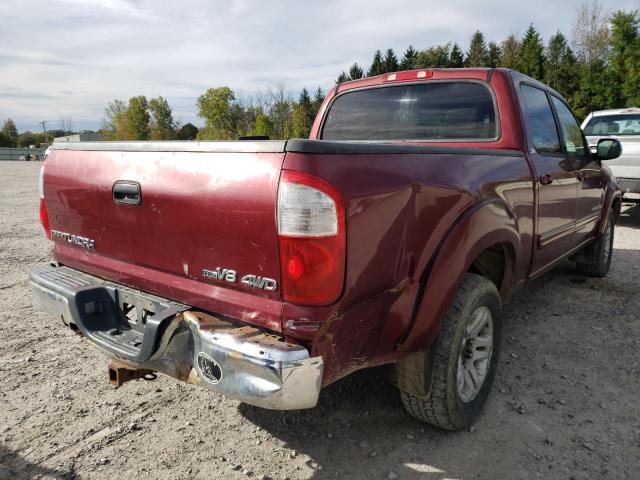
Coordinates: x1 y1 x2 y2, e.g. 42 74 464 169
400 273 502 430
576 215 614 277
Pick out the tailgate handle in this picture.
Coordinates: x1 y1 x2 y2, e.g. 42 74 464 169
113 181 141 205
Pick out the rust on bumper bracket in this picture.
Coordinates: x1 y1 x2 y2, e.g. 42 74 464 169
108 359 156 387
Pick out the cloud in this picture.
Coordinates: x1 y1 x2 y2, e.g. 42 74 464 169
54 0 155 19
1 0 639 132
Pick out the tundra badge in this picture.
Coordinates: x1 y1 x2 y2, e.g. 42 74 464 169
51 230 96 250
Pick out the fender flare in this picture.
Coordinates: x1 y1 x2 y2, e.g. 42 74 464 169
397 198 521 352
599 183 622 234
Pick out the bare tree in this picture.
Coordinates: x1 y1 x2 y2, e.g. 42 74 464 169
571 0 610 64
251 89 271 113
267 84 293 139
59 116 75 134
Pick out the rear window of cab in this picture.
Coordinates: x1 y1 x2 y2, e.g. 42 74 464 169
321 81 498 141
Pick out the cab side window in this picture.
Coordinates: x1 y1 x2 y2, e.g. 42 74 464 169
520 84 561 154
550 96 588 159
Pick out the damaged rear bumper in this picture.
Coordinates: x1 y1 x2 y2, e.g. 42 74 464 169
29 263 323 410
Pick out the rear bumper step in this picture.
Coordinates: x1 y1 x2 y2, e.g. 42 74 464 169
30 263 323 410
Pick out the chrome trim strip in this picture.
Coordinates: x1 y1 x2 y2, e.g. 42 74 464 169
575 211 600 231
538 220 576 247
51 140 287 153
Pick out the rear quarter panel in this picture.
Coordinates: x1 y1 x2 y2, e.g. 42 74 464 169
282 150 534 382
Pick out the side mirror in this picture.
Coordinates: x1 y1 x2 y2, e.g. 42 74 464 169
596 139 622 161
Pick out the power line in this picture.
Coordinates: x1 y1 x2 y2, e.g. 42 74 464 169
39 120 49 145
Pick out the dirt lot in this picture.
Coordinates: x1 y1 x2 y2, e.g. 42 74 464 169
1 161 639 480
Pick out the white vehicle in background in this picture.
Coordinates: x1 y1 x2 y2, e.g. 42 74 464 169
582 108 640 197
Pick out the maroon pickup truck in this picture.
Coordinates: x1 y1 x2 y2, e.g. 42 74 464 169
31 68 622 430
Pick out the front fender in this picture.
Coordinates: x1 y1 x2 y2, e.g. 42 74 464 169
600 181 622 233
397 199 522 352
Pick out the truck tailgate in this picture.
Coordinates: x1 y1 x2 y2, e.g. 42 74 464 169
43 142 286 331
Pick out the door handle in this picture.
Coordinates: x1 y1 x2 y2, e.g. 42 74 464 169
576 171 586 181
113 181 141 205
538 174 553 185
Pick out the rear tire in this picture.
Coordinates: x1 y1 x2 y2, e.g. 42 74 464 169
576 215 614 277
400 273 502 430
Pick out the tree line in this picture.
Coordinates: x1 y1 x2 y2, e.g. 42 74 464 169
336 4 639 120
0 84 327 146
0 117 94 148
99 85 326 142
2 1 637 146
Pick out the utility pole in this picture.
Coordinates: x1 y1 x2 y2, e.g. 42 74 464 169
39 120 49 146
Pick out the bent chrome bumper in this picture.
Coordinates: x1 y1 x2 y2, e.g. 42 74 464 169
30 263 323 410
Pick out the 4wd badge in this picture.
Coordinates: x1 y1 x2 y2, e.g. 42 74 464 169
202 267 277 291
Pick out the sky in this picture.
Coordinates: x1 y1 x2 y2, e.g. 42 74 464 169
0 0 636 133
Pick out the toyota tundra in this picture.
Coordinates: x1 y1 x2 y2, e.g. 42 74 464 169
31 68 622 430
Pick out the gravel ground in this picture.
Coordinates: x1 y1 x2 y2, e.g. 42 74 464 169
1 161 639 480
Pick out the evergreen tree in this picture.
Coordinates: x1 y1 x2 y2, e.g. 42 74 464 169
400 46 418 70
368 50 385 76
545 32 578 98
607 11 640 107
520 24 545 79
299 88 314 120
449 43 465 67
499 34 521 70
383 48 399 73
312 87 325 118
486 41 501 68
292 100 314 138
466 31 488 67
336 71 350 84
291 88 315 138
572 59 609 119
349 63 364 80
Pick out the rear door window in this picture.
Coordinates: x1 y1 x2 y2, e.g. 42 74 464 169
550 96 588 159
321 82 497 141
520 84 561 154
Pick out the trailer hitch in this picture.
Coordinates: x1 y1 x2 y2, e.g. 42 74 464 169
108 359 156 388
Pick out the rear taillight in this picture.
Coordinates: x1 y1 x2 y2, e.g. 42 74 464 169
277 171 345 305
38 166 51 239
